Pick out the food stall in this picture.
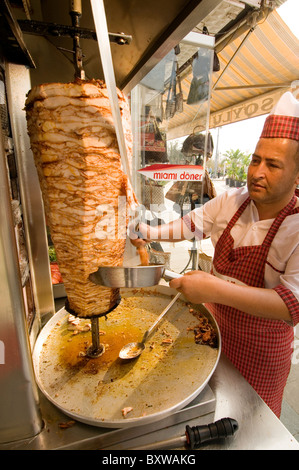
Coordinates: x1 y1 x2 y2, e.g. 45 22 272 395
0 0 298 450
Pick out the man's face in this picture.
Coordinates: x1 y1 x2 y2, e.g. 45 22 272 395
247 138 299 207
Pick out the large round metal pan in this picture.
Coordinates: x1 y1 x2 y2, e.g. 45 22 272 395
88 265 182 288
33 285 220 428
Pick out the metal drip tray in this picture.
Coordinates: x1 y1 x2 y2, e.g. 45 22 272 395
32 286 220 430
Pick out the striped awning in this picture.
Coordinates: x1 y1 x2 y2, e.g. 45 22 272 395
167 9 299 140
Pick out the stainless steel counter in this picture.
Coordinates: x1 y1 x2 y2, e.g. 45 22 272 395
202 354 299 451
2 353 298 450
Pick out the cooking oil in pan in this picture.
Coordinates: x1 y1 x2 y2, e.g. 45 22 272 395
59 322 144 373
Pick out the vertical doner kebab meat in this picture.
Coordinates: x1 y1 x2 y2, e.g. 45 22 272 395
25 79 137 318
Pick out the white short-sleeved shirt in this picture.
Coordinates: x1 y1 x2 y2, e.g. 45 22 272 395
182 187 299 302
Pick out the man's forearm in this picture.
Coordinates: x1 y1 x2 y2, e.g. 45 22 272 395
169 271 292 322
211 277 291 322
142 218 190 242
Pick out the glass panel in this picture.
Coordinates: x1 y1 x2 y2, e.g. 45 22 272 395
130 36 214 273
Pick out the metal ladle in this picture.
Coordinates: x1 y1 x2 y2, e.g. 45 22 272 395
119 292 181 360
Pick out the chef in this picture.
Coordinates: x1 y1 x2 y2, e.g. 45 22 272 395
131 91 299 417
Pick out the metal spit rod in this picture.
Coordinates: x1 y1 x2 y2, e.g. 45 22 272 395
69 0 85 79
69 1 98 358
85 297 121 358
87 317 105 358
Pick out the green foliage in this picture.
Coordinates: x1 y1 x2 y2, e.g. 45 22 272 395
48 246 57 262
223 148 251 181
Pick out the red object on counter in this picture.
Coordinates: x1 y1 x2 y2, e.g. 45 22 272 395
50 262 63 284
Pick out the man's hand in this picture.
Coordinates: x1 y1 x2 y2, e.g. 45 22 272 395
169 270 216 304
128 218 190 247
128 221 150 248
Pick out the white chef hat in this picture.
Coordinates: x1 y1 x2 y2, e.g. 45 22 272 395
260 91 299 141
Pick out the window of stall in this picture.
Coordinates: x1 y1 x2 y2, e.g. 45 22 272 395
130 33 215 272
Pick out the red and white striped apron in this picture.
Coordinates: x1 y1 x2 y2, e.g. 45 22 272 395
206 194 299 417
